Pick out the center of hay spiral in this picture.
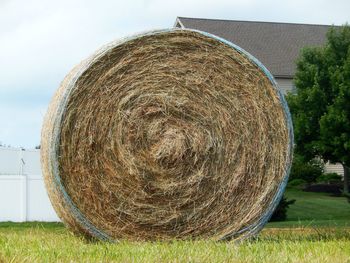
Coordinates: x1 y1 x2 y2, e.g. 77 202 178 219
42 30 291 241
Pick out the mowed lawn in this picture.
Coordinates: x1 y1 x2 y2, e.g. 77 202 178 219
0 189 349 263
268 188 350 228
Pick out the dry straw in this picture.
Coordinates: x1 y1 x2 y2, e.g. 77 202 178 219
41 28 293 241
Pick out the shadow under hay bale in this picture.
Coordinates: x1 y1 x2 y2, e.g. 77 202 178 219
41 29 293 241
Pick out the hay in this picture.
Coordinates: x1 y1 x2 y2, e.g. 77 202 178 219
41 29 293 241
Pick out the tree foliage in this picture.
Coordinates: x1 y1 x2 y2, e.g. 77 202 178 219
289 153 324 183
287 24 350 193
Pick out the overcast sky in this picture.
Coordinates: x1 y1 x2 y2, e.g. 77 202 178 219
1 0 349 148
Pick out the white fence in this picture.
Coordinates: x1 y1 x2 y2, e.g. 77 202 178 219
0 147 59 222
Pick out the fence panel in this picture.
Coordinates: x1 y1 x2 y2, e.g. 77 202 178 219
0 147 59 222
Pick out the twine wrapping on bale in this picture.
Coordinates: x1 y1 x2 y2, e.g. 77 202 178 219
41 28 293 242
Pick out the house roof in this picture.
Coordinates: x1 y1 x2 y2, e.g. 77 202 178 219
175 17 333 78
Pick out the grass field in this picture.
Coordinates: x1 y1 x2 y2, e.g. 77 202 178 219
268 188 350 228
0 190 349 262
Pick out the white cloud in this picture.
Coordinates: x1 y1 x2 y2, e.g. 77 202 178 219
0 0 349 147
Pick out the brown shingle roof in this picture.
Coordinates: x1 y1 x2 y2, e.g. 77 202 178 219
176 17 332 77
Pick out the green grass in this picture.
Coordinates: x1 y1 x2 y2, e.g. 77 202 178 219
285 189 350 221
0 190 349 262
267 189 350 228
0 223 350 262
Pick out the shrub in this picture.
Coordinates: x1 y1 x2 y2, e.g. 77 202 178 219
269 195 296 221
303 183 343 196
287 178 307 189
316 173 342 184
289 154 324 183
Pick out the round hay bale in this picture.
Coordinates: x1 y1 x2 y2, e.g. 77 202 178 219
41 28 293 241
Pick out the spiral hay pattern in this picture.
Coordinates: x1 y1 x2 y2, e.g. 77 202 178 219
41 29 293 241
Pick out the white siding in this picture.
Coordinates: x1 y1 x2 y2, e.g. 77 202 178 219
324 162 344 176
275 78 295 95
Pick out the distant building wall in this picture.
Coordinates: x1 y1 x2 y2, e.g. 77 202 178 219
0 147 59 222
275 78 295 95
324 162 344 176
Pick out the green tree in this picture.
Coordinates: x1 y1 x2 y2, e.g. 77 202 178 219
287 24 350 194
